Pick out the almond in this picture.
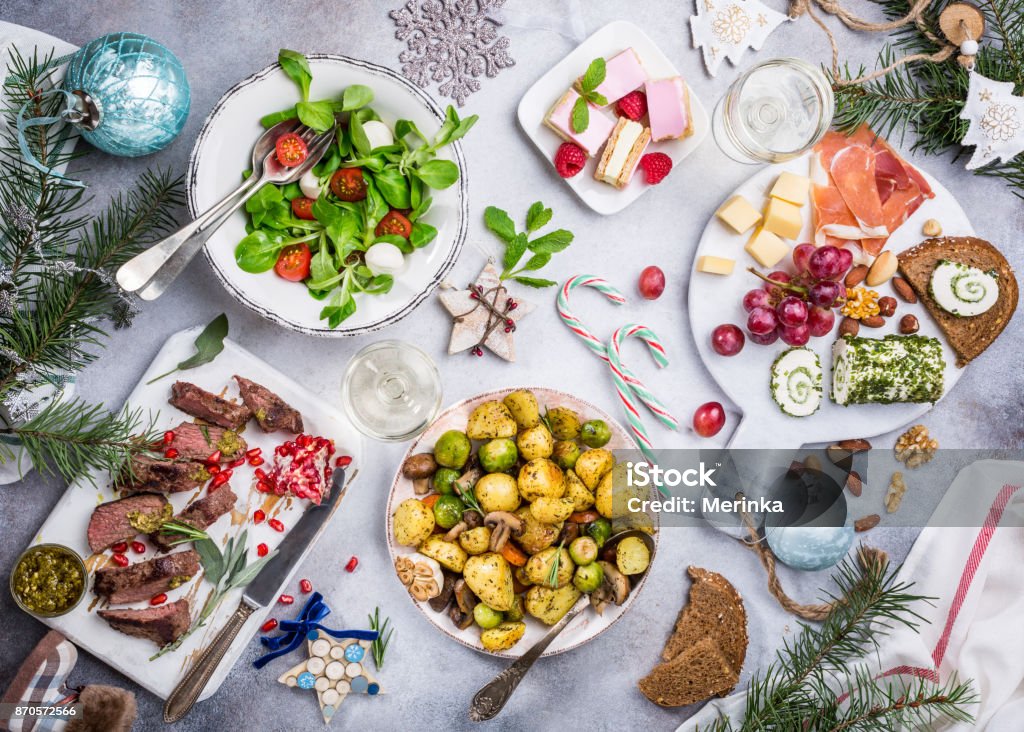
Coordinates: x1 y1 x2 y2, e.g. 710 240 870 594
860 315 885 328
845 470 863 497
838 317 860 337
854 514 880 532
866 251 897 286
892 276 918 303
845 264 868 287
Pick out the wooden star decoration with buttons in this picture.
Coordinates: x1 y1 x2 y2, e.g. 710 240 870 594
439 262 534 361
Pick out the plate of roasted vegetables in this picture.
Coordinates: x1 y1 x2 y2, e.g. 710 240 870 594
386 388 658 658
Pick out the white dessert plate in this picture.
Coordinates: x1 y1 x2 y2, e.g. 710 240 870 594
517 20 709 215
26 326 364 700
187 55 468 336
385 387 657 658
689 154 973 450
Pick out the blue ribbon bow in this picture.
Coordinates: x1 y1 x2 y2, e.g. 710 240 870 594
253 592 378 669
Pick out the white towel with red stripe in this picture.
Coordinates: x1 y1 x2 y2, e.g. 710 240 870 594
682 459 1024 731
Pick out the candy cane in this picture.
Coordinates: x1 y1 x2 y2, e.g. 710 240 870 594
609 324 680 431
604 346 657 464
556 275 626 363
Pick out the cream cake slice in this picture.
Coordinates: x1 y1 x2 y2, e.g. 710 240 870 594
594 118 651 188
544 88 616 156
645 76 694 141
576 48 647 106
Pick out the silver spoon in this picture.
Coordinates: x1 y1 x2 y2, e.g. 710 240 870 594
469 529 657 722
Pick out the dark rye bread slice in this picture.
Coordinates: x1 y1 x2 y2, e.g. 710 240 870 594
898 236 1018 367
639 637 739 707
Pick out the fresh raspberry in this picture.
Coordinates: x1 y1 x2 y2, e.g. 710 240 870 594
553 142 587 178
639 152 673 185
617 91 647 121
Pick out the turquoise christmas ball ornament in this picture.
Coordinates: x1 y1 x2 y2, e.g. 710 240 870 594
765 521 856 572
63 32 190 157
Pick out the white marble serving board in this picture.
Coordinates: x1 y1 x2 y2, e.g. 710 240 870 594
688 154 973 450
28 326 364 700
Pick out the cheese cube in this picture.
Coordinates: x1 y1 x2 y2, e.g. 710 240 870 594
696 255 735 275
715 195 762 234
762 198 803 240
769 172 810 206
745 227 790 268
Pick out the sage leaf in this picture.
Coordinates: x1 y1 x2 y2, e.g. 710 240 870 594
146 314 229 384
194 537 225 587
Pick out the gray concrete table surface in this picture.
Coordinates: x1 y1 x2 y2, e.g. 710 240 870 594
0 1 1021 730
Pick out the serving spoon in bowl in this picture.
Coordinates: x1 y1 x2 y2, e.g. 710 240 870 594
468 529 657 722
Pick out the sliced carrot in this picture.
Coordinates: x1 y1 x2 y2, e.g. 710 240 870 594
568 510 599 524
500 542 528 567
421 494 440 509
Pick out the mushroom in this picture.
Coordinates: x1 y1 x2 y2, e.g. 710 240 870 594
444 521 467 542
484 511 524 552
463 509 483 529
453 466 483 498
591 561 630 615
412 477 431 495
449 604 472 630
428 571 457 613
557 522 580 545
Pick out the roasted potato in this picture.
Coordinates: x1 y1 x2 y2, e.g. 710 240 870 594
524 546 574 588
516 423 553 461
595 462 642 519
546 406 581 440
393 498 435 546
514 506 560 554
518 458 565 501
503 390 540 430
563 470 595 512
463 552 514 611
466 401 517 440
475 473 520 514
504 594 526 622
458 526 492 555
616 536 651 576
480 621 526 652
575 448 614 490
525 583 582 625
551 440 581 470
419 534 468 572
529 496 575 525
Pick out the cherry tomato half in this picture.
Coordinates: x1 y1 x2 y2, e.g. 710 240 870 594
291 197 316 220
375 210 413 239
274 243 312 282
274 133 308 167
330 168 367 202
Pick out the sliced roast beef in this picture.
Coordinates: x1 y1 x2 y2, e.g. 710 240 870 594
151 486 237 552
170 381 251 430
165 421 247 461
98 599 191 646
116 455 210 494
234 375 303 434
93 549 200 604
87 493 170 553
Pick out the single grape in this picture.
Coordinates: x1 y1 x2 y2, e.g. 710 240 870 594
807 306 836 337
763 271 791 297
711 324 745 356
808 280 844 308
808 246 843 280
835 247 854 275
776 295 809 327
638 266 666 300
747 307 778 335
693 401 726 438
792 243 815 272
748 329 780 346
780 323 811 346
743 288 771 312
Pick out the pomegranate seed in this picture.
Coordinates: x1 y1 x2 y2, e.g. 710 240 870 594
261 618 278 633
326 442 336 455
325 467 333 481
164 448 179 459
274 483 287 496
256 480 271 493
335 455 352 468
206 450 222 465
162 430 176 444
210 473 230 490
345 556 358 572
111 541 128 554
278 594 295 605
130 541 146 554
150 593 168 606
268 518 285 532
275 445 288 457
228 457 246 469
207 464 221 475
254 468 268 481
249 456 265 467
112 553 129 567
253 510 266 524
299 578 313 594
257 543 269 557
246 447 262 458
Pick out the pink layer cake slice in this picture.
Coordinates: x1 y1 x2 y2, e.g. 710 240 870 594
544 88 616 156
645 76 694 141
580 48 647 106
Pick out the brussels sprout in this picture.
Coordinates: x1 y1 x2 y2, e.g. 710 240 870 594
473 603 504 629
433 494 466 530
573 562 605 593
433 467 461 495
546 407 581 440
504 594 526 622
434 430 471 469
551 440 581 470
478 438 518 473
580 419 612 448
586 517 613 548
569 536 599 565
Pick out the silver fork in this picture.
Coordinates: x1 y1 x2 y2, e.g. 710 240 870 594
118 123 335 300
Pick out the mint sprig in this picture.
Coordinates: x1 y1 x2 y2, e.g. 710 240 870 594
484 202 573 288
571 58 608 133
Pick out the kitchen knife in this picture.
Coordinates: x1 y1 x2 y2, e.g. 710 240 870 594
163 467 350 722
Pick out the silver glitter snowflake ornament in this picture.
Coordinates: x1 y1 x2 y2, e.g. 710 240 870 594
391 0 515 106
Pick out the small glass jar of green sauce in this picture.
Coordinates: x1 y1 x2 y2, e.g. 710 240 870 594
10 544 87 617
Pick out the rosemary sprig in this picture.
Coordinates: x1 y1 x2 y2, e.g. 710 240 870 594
368 606 393 671
546 540 566 588
157 519 211 547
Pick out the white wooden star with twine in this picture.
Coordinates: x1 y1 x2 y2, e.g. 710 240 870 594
960 70 1024 170
690 0 789 76
439 262 534 361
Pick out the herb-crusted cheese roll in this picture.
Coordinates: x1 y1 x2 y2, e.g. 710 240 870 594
831 335 945 406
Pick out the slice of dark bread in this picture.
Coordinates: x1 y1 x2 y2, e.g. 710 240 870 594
639 637 739 707
897 236 1018 367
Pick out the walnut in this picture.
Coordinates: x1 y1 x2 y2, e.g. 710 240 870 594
885 471 907 513
894 425 938 469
